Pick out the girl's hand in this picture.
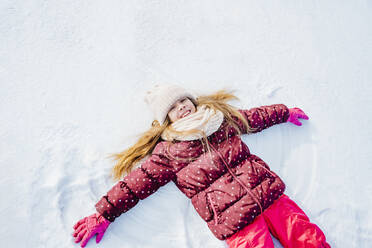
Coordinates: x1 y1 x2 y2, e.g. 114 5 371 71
72 212 111 247
287 107 309 126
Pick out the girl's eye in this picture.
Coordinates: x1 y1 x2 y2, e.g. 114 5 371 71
170 98 187 111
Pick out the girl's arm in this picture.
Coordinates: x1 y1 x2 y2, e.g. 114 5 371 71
237 103 290 134
95 142 175 222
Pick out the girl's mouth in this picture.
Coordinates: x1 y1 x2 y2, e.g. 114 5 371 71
181 110 191 118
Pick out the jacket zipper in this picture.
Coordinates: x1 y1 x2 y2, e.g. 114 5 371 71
206 139 264 219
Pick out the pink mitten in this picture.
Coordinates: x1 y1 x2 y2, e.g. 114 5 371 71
72 212 111 247
287 107 309 126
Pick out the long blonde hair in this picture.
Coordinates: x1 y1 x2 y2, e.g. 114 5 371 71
106 87 258 182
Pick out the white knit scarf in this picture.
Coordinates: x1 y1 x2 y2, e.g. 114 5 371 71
161 104 225 141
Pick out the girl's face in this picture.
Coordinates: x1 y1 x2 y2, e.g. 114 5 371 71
167 97 196 123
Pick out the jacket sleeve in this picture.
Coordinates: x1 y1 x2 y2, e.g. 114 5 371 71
237 103 290 134
95 142 175 222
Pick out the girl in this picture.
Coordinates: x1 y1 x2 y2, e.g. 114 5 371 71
72 83 330 248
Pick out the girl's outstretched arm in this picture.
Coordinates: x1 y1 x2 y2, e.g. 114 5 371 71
237 104 290 134
95 142 175 222
72 142 174 247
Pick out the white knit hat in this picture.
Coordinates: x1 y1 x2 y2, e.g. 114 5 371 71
144 83 199 125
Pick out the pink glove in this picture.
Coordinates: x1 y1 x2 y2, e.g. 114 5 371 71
72 212 111 247
287 107 309 126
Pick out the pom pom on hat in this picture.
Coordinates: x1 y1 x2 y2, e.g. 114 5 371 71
144 83 199 125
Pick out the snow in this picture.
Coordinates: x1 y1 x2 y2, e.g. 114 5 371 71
1 0 371 247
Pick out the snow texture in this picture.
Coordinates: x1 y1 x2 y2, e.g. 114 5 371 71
1 0 371 247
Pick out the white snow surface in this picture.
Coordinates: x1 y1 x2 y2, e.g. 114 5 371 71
1 1 371 247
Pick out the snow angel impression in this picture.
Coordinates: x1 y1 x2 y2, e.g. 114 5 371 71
72 83 331 248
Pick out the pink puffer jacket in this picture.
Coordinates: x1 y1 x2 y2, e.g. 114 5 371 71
95 104 290 240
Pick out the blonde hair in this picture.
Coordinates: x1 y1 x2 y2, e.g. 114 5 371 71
106 87 258 181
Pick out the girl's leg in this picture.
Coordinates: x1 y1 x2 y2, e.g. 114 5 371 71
225 214 274 248
262 194 331 248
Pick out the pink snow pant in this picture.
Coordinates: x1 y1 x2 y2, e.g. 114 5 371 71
225 194 331 248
